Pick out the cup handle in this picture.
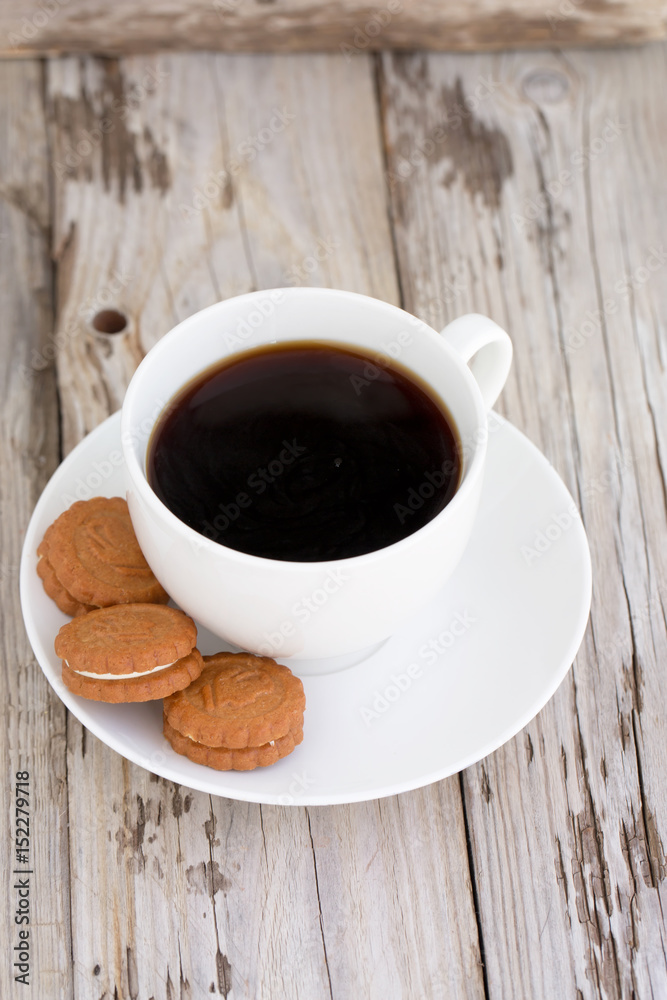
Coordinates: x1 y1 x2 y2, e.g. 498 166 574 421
439 313 513 409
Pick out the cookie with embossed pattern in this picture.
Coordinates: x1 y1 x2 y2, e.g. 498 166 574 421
36 547 95 617
55 603 202 702
163 714 304 771
163 652 306 750
38 497 169 610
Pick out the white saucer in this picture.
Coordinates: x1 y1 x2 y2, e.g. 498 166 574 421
20 411 591 805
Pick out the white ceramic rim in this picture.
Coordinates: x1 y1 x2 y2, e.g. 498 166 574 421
121 288 490 571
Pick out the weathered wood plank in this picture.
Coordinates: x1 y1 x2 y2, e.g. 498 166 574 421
2 0 666 58
5 0 667 57
380 43 667 998
0 61 70 1000
209 52 398 300
307 793 485 999
48 51 485 999
46 52 273 1000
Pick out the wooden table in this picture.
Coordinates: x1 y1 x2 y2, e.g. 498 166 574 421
2 42 666 1000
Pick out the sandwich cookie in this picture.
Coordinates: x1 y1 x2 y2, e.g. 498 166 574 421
37 497 169 614
163 652 306 770
162 716 304 771
55 604 202 703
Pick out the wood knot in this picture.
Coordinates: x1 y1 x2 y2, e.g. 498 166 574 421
91 308 129 335
521 70 570 104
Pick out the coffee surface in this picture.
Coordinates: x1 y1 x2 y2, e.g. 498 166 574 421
148 342 461 561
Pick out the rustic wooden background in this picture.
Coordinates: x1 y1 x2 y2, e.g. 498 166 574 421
2 40 667 1000
2 0 666 57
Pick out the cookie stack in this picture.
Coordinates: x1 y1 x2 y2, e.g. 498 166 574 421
163 652 306 771
55 604 204 702
37 497 168 614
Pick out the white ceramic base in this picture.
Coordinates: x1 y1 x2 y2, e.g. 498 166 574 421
20 411 591 805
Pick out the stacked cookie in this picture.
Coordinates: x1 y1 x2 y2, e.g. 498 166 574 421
38 497 203 702
163 652 306 771
37 497 168 614
55 604 204 702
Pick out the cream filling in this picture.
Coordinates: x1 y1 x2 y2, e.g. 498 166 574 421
66 659 177 680
186 735 276 748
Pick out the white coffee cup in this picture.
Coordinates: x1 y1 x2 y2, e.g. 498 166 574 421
121 288 512 663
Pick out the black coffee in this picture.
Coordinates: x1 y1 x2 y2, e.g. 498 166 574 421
148 342 461 561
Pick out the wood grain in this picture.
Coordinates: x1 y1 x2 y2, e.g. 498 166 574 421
46 52 485 999
1 0 666 57
0 61 71 1000
379 43 667 998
